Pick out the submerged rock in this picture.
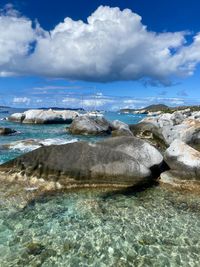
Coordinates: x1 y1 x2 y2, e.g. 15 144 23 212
26 242 45 255
0 127 17 135
0 136 165 189
8 109 79 124
69 115 112 136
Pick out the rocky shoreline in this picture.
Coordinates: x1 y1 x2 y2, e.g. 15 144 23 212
1 107 200 207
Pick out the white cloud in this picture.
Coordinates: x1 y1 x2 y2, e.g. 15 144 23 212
34 85 82 90
0 6 35 75
62 95 114 109
62 97 78 103
13 97 30 104
7 93 200 109
36 99 43 103
0 5 200 85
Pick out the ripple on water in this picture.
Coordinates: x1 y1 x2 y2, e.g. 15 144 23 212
0 186 200 266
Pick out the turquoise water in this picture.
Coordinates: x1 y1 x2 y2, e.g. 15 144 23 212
1 109 200 266
0 109 146 164
0 185 200 266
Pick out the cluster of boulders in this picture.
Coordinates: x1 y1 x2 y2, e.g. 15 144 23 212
7 109 79 124
129 109 200 186
68 116 133 137
1 108 200 192
130 109 200 149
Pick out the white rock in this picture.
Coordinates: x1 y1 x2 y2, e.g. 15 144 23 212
8 109 79 124
164 139 200 179
8 112 25 122
141 114 200 145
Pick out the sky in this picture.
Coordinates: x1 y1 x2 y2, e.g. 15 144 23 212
0 0 200 110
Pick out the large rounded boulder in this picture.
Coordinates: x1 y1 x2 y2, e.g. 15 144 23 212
7 109 79 124
99 136 164 173
111 120 133 137
163 139 200 180
0 136 165 190
69 116 112 136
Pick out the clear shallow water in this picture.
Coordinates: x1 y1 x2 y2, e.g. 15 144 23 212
1 109 200 266
0 109 146 164
0 185 200 266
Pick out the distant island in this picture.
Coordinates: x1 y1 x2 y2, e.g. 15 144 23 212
41 107 85 111
120 104 200 115
0 105 10 109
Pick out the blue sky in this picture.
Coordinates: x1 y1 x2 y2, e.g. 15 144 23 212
0 0 200 110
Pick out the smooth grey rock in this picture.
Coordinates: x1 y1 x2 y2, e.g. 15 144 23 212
0 137 166 188
111 120 130 130
111 120 133 137
69 115 112 136
112 128 133 137
99 136 163 169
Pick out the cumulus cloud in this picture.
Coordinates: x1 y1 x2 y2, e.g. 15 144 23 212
0 5 35 76
0 5 200 84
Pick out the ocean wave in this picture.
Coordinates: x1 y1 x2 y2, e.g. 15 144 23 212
3 137 78 153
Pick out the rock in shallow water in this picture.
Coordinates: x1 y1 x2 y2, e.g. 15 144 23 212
0 136 165 189
8 109 79 124
26 242 45 255
0 127 17 135
69 115 112 136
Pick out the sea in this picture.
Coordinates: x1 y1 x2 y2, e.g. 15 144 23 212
0 108 146 164
0 108 200 267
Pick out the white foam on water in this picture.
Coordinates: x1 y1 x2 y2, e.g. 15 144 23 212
7 137 78 153
10 143 41 153
39 138 77 146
